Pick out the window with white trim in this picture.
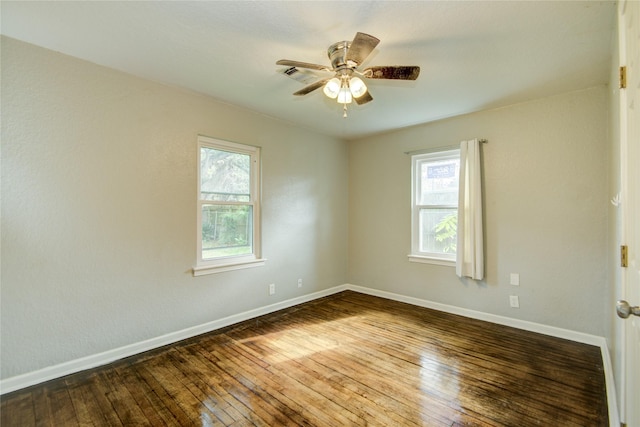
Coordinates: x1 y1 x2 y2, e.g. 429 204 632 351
410 149 460 266
194 136 263 276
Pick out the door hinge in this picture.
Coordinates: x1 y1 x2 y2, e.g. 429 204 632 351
621 245 628 267
620 66 627 89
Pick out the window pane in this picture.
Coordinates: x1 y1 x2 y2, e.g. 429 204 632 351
419 208 457 255
201 204 253 259
419 159 460 205
200 147 251 202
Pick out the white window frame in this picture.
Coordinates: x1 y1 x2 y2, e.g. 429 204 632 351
409 148 460 267
193 135 265 276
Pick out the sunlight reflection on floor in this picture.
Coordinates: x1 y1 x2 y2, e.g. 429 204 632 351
236 317 359 364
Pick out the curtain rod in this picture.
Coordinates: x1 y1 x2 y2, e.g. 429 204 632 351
405 139 487 155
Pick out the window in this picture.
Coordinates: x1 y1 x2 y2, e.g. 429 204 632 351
194 136 264 276
410 149 460 266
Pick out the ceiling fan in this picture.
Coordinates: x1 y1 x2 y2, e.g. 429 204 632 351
276 32 420 117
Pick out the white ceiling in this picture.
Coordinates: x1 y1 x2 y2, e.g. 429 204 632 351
1 1 616 140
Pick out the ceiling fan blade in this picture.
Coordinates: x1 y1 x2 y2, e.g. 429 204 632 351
293 78 330 96
276 59 331 72
355 91 373 105
345 32 380 65
279 67 320 85
364 66 420 80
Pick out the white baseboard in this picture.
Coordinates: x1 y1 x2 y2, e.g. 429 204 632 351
345 284 603 345
343 284 620 427
0 285 348 395
0 282 619 427
600 339 621 427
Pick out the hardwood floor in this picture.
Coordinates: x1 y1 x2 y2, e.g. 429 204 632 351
1 291 608 426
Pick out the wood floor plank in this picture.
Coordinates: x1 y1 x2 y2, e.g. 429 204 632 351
324 296 604 425
142 354 215 425
63 376 111 426
228 316 464 426
164 348 239 425
0 291 608 426
177 338 289 427
0 391 35 426
127 362 188 425
133 362 195 425
312 313 591 424
46 385 79 427
193 339 324 426
112 362 173 426
213 338 381 426
96 368 150 425
64 380 97 427
336 293 608 423
31 386 54 427
84 373 125 426
166 344 255 425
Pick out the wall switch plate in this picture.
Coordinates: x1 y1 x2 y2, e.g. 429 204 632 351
509 295 520 308
297 279 302 288
269 284 275 295
510 273 520 286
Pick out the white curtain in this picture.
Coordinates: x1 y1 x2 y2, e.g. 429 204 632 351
456 139 484 280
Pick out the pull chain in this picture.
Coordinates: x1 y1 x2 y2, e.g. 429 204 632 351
343 103 348 118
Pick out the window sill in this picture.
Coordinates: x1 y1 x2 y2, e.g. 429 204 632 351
408 254 455 267
192 258 266 276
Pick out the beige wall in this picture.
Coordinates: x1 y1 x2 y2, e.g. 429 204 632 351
0 37 349 378
1 35 612 382
348 86 609 336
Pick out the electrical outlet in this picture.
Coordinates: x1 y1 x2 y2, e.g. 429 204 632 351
269 284 275 295
509 295 520 308
510 273 520 286
297 278 302 288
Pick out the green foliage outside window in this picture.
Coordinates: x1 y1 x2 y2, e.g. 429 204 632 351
434 212 457 253
202 206 250 248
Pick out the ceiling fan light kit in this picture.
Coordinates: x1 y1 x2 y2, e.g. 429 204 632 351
277 32 420 118
349 77 367 98
323 78 341 99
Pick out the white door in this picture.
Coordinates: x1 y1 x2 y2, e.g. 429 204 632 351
617 1 640 426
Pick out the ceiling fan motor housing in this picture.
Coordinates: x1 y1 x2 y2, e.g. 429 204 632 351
328 41 356 71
